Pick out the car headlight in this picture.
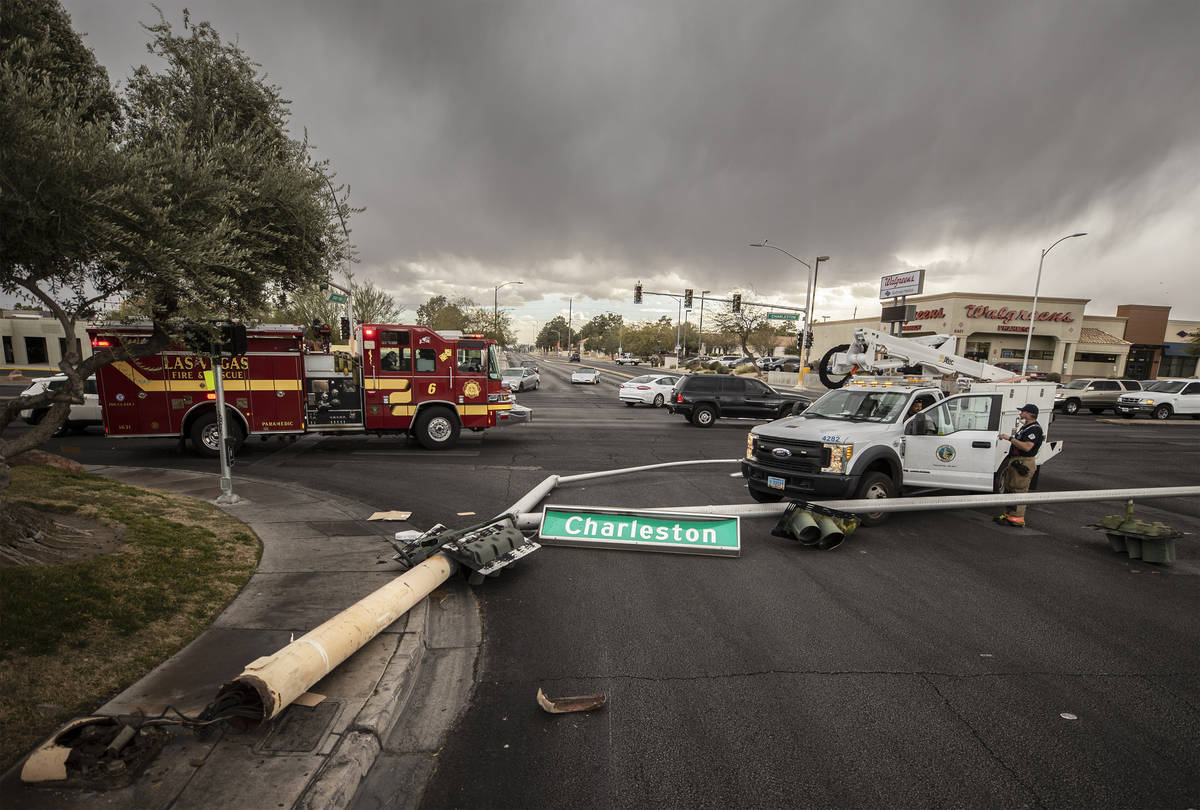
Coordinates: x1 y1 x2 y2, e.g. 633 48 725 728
1143 399 1154 405
746 433 755 460
822 443 853 473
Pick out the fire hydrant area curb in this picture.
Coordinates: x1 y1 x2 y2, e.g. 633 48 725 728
0 466 478 810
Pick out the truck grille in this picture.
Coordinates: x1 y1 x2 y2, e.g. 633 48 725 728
752 438 826 473
1117 395 1139 404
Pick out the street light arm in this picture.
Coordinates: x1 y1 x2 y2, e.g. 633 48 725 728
1043 232 1088 257
750 242 811 269
493 280 523 345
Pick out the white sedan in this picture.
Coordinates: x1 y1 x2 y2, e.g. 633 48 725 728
619 374 680 407
19 374 103 433
571 367 601 385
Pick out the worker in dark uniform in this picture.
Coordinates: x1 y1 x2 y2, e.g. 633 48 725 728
995 403 1044 527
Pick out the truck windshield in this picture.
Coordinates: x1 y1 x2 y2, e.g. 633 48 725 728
1148 381 1186 393
487 345 501 380
804 389 910 423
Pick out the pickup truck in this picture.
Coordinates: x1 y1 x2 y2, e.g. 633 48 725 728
1115 378 1200 419
614 355 641 366
740 377 1060 523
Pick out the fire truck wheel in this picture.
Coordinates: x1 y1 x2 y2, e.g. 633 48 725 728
190 410 244 458
414 407 460 450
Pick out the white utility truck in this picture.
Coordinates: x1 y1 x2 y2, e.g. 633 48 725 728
741 329 1062 523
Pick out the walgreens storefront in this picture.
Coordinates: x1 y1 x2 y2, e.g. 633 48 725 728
812 293 1138 379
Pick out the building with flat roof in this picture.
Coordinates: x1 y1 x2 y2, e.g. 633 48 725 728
1 310 92 371
810 294 1197 380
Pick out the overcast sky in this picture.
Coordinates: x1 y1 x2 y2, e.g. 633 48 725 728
59 0 1200 340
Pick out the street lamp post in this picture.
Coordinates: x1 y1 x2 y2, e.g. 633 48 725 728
698 290 711 356
567 297 574 353
750 243 829 369
493 280 523 345
1021 233 1087 375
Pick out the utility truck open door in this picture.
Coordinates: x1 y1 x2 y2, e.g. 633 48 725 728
900 393 1005 491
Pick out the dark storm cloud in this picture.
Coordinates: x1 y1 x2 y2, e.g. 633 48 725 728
62 0 1200 318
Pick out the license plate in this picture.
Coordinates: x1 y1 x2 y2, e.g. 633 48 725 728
767 476 786 490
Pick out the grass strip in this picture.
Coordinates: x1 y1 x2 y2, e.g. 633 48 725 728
0 466 260 771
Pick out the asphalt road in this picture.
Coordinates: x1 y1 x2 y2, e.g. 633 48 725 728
5 364 1199 808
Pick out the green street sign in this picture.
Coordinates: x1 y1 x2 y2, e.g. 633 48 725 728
767 312 800 321
539 506 740 557
327 292 348 304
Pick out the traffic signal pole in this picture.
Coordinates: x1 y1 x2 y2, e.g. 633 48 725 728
211 355 238 505
323 279 355 351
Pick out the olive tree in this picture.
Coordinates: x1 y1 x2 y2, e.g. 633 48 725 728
0 4 355 492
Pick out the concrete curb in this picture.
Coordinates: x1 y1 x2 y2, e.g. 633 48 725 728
297 609 428 809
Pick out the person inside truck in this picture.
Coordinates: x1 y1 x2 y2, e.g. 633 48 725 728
907 400 924 418
382 350 400 371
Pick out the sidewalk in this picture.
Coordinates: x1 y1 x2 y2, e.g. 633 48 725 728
0 466 479 810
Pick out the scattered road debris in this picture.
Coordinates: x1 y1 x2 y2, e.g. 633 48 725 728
536 688 607 714
368 510 413 521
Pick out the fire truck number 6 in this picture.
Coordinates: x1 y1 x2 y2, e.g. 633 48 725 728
88 322 522 455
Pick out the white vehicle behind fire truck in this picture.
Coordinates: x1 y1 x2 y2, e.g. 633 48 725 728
741 329 1062 523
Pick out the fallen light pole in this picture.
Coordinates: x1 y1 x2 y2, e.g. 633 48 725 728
211 459 738 725
215 553 458 724
214 516 538 725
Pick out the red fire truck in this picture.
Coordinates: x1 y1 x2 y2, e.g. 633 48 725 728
87 322 523 455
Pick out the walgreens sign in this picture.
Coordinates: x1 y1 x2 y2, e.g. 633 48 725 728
964 305 1075 324
879 269 925 299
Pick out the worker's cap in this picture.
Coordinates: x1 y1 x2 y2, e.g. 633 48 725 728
1018 403 1039 416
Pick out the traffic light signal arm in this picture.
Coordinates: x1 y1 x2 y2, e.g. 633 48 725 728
636 290 805 313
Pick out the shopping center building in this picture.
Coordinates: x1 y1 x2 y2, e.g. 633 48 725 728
810 294 1198 381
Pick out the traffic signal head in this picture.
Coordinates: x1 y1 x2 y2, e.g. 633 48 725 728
805 332 814 349
732 294 741 313
684 288 693 309
634 282 643 304
217 323 248 356
340 317 350 340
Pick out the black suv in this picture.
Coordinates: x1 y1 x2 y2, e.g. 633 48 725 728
667 374 810 427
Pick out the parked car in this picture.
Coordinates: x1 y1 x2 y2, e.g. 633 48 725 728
667 374 811 427
995 361 1049 380
1115 378 1200 419
19 374 102 433
571 367 600 385
765 355 802 371
500 367 540 392
614 354 641 366
716 355 754 369
568 352 581 362
619 374 680 407
1053 378 1142 414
